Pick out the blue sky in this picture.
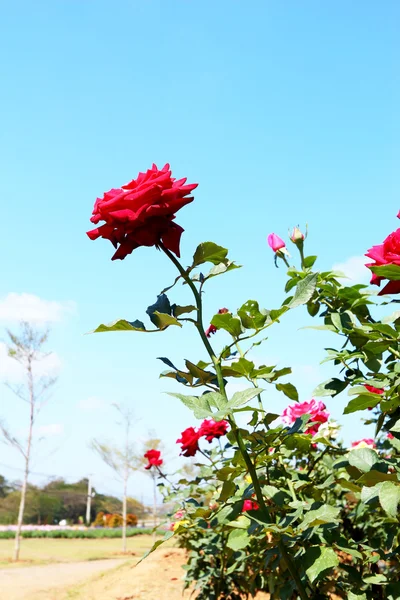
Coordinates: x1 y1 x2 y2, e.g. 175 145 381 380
0 1 399 506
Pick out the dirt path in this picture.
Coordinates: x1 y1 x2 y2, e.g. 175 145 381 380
0 548 270 600
0 558 126 600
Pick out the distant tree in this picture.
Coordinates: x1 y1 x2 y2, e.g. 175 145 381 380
0 323 57 560
0 475 13 498
91 404 140 553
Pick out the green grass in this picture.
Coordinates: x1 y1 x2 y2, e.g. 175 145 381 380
0 527 157 539
0 534 159 568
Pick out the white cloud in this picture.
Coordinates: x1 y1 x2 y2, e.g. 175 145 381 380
332 256 370 284
0 293 76 324
77 396 107 412
0 342 62 382
37 423 64 437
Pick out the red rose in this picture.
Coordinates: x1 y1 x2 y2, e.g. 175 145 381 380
176 427 201 457
205 324 217 338
87 163 197 261
364 384 384 395
204 308 230 338
144 449 163 470
242 499 259 512
365 228 400 295
199 419 229 442
281 399 329 436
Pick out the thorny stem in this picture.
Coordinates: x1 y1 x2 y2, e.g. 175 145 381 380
160 244 310 600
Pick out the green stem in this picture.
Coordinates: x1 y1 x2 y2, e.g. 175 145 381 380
160 244 309 600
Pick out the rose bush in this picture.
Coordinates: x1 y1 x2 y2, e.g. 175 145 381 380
89 167 400 599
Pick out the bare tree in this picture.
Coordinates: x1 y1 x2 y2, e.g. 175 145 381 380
91 404 139 553
0 322 57 561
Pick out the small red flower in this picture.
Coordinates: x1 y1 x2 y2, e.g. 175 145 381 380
144 449 163 470
364 384 384 395
351 438 376 449
205 324 217 338
243 499 259 512
176 427 201 457
205 308 230 338
387 432 394 440
199 419 229 442
87 163 197 261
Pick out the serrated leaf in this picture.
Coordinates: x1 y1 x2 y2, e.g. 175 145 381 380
348 448 377 472
370 264 400 281
168 393 214 419
361 483 383 504
358 471 398 486
237 300 268 330
276 382 298 401
92 319 149 333
288 273 318 309
347 592 367 600
172 304 197 317
138 530 175 563
193 242 229 266
313 378 348 398
378 481 400 518
210 312 243 338
303 255 317 268
344 394 380 414
227 528 251 551
300 504 341 530
228 388 263 408
304 546 339 583
152 311 182 329
205 261 241 280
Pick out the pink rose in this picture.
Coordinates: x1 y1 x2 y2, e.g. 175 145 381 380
281 399 329 436
351 438 376 449
267 233 286 253
365 227 400 295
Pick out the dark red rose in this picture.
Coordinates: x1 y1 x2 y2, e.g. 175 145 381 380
199 419 229 442
205 324 217 338
87 163 197 260
176 427 200 457
242 499 259 512
365 227 400 295
144 449 163 470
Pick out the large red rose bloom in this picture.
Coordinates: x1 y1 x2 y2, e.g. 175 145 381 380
176 427 201 457
87 164 197 260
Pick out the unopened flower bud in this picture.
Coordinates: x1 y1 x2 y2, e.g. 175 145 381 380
290 226 305 245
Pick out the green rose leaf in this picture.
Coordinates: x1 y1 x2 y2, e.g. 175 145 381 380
347 593 367 600
226 528 251 551
300 504 341 530
275 382 299 401
138 530 175 563
172 304 197 317
288 273 318 309
192 242 229 267
168 393 214 419
210 312 243 338
224 358 255 378
303 255 317 268
357 471 397 486
91 319 149 333
378 481 400 518
228 388 264 409
370 264 400 281
313 378 348 398
304 546 339 583
151 311 182 329
237 300 268 330
344 394 380 414
348 448 378 472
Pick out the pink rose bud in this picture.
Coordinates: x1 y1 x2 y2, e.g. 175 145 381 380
267 233 286 253
290 226 305 244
